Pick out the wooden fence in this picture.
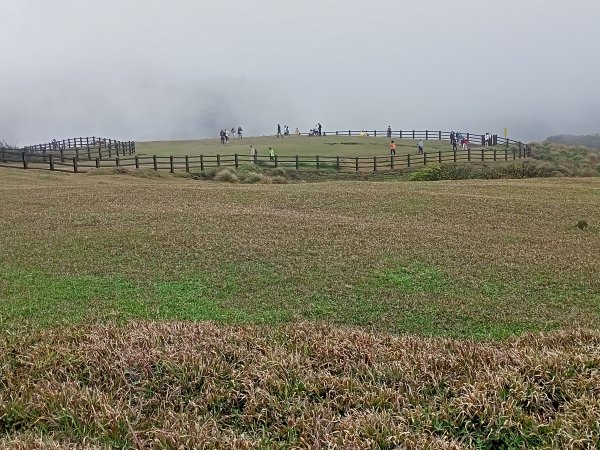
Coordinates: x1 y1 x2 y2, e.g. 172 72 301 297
299 130 524 148
0 146 530 174
0 131 531 174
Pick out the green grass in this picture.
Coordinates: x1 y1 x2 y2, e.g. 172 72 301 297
136 135 457 158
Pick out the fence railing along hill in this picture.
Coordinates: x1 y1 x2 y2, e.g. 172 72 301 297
1 131 531 174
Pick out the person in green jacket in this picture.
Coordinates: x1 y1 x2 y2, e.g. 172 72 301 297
269 147 275 162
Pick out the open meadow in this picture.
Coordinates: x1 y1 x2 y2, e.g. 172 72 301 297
136 135 456 158
1 168 599 448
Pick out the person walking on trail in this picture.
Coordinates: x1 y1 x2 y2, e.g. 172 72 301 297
390 140 396 156
238 126 243 139
318 123 322 136
269 147 275 161
451 131 458 151
387 126 392 138
250 145 257 163
220 130 225 145
277 124 282 137
418 139 424 154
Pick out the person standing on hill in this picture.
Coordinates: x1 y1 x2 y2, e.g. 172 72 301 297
318 123 322 136
277 124 282 137
418 139 424 154
451 131 458 151
484 132 490 147
269 147 275 161
387 126 392 138
390 140 396 156
238 126 243 139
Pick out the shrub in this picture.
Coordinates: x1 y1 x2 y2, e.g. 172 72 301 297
409 165 445 181
271 175 288 184
240 171 262 184
213 168 239 183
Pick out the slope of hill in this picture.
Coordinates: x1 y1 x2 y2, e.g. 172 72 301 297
530 141 600 176
546 134 600 150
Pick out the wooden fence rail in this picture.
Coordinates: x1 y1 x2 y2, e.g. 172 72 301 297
1 130 531 174
0 147 530 174
22 136 136 157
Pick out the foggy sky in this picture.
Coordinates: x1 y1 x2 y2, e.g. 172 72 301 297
2 0 599 145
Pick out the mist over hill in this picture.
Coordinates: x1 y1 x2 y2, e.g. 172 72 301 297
546 134 600 150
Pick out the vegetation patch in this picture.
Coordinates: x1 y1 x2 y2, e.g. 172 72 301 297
0 323 598 449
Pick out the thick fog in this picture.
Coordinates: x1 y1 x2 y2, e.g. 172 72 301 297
1 0 599 145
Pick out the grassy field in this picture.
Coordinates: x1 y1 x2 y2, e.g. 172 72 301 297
1 168 599 448
1 169 598 337
137 135 458 158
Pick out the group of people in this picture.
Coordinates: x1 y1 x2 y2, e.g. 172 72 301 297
219 126 243 144
249 145 276 162
276 124 292 138
450 131 469 151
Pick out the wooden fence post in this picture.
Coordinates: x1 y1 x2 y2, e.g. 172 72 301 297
295 155 299 170
116 157 120 167
481 149 485 161
49 154 54 170
185 155 189 172
355 156 359 172
200 155 204 171
22 152 28 169
87 146 91 160
438 130 442 140
348 130 351 136
412 130 415 139
95 157 100 169
216 154 221 167
42 147 47 163
336 156 340 171
75 148 79 160
73 157 78 173
438 151 442 163
373 156 377 172
468 149 471 161
407 154 411 168
169 156 174 173
60 147 64 162
153 155 157 171
98 148 103 159
390 155 394 170
505 149 508 161
108 147 112 159
274 155 278 168
494 149 497 161
135 155 139 169
426 130 429 140
234 154 238 169
399 130 403 138
453 150 457 163
513 149 516 160
423 152 427 165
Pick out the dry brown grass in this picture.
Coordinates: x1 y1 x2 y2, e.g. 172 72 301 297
1 322 599 449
